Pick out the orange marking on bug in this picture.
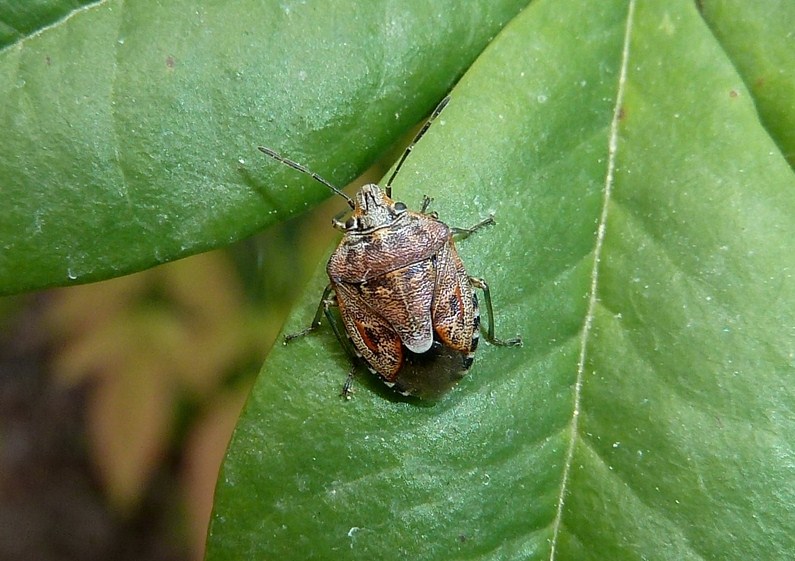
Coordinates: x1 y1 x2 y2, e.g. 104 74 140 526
453 284 463 313
355 320 380 353
435 283 466 351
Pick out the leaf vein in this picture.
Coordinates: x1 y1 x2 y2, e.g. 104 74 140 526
548 0 636 558
573 437 711 561
0 1 108 55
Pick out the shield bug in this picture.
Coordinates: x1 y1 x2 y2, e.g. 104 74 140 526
260 96 521 399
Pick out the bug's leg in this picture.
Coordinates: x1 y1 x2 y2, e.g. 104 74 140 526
451 215 495 240
330 207 351 231
315 292 365 398
320 297 360 361
422 198 439 219
420 195 436 215
469 277 522 347
283 285 336 344
340 366 357 399
284 286 363 397
296 287 360 363
323 309 364 399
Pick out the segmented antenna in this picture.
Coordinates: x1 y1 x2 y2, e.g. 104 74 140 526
384 96 451 196
258 146 355 209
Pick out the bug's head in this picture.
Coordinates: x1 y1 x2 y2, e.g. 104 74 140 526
335 184 408 232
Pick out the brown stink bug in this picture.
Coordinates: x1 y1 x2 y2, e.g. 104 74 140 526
259 96 521 399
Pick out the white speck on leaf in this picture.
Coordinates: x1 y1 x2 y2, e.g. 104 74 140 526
347 527 361 548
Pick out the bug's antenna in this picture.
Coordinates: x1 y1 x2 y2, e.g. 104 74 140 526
258 146 355 209
384 95 451 196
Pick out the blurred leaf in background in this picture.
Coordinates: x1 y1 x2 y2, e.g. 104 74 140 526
0 207 330 560
46 250 261 511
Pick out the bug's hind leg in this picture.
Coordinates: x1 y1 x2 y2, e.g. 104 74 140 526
469 277 522 347
340 365 358 399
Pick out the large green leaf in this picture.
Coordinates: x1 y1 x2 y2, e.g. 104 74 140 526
208 0 795 560
0 0 527 295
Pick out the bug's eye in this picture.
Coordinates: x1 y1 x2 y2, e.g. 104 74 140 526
394 202 407 213
344 217 357 230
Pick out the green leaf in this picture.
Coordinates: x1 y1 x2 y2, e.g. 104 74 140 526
0 0 527 295
700 0 795 166
0 0 98 48
208 0 795 560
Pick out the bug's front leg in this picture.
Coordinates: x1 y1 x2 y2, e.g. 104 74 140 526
469 277 522 347
420 199 493 236
451 215 495 239
420 195 435 215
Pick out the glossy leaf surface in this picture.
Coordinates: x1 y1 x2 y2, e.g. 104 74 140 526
208 1 795 560
0 0 526 294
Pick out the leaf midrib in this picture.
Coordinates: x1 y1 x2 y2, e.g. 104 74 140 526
547 0 637 557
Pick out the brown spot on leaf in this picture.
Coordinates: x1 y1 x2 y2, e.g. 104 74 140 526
729 90 738 98
166 55 176 69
